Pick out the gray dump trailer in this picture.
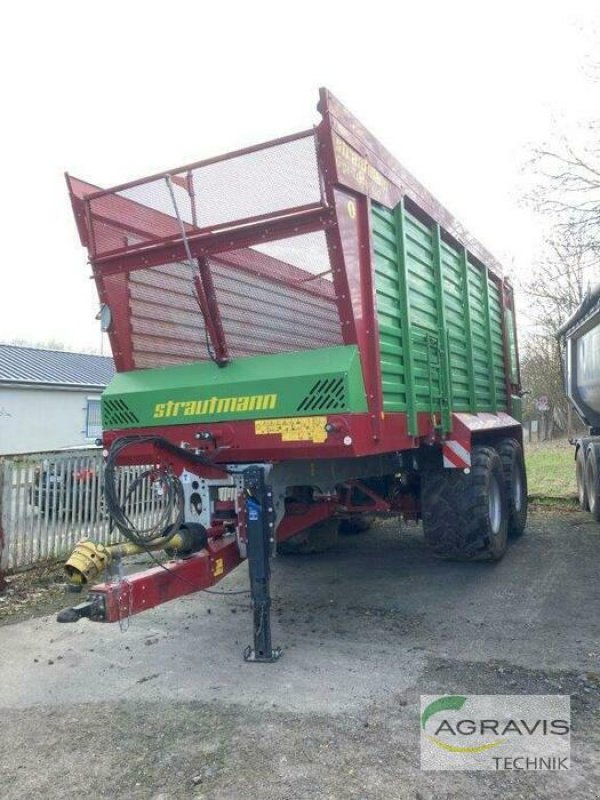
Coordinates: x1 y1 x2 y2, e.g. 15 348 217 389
559 284 600 518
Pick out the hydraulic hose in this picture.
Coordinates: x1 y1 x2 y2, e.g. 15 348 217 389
103 436 190 545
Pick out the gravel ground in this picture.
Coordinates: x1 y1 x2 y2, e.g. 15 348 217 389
0 508 599 799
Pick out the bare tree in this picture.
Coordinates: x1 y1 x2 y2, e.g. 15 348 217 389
519 80 599 437
526 127 600 275
521 234 590 334
520 335 572 439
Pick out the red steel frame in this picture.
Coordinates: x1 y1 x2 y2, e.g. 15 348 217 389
90 537 242 623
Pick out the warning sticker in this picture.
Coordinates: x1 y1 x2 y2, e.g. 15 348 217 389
213 558 224 577
254 416 327 444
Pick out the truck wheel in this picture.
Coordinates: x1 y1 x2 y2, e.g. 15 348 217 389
496 439 528 537
584 445 600 521
576 446 589 511
339 514 374 535
422 446 508 561
278 518 339 555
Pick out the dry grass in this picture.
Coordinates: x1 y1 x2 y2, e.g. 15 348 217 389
0 561 68 625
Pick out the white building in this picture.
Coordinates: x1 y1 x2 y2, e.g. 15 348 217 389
0 345 114 455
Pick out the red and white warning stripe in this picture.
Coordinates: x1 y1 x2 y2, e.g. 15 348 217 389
443 439 471 469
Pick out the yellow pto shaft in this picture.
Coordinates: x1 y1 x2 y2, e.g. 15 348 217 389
64 532 189 586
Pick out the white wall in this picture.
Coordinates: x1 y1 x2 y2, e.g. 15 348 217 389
0 386 101 455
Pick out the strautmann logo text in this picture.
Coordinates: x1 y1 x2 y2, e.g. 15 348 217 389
153 393 278 419
420 695 570 771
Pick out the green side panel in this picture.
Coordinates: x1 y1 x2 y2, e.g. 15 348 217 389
372 204 408 413
459 248 477 410
488 278 508 408
465 263 508 412
102 345 367 430
441 242 472 409
432 225 453 432
404 212 444 414
372 201 508 420
466 264 490 407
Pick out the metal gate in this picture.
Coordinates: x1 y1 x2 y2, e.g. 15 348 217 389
0 448 162 571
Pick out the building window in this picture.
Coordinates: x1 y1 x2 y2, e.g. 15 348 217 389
86 398 102 440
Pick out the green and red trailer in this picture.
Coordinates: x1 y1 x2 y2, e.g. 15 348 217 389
60 89 527 661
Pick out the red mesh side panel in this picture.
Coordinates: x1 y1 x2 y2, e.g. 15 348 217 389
210 231 341 358
128 262 209 368
99 230 342 370
82 130 344 369
87 133 321 258
87 191 181 257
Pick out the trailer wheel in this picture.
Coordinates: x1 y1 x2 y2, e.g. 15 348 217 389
575 446 589 511
422 446 508 561
278 518 339 555
584 445 600 521
496 439 528 537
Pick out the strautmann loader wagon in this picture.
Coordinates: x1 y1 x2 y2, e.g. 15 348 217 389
60 89 527 661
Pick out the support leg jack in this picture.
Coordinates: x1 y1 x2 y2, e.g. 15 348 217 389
243 466 281 663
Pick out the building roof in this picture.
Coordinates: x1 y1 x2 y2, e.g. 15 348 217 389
0 344 114 388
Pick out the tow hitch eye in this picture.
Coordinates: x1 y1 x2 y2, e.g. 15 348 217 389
57 596 105 623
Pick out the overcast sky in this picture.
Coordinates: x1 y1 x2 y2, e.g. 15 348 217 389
1 1 598 353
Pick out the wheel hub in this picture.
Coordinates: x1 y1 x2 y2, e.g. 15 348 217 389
489 474 502 535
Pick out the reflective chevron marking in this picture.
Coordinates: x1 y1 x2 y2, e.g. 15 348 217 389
443 439 471 469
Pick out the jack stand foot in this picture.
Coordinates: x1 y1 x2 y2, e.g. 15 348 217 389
243 645 282 663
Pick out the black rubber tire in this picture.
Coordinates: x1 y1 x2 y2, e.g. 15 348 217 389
422 445 508 561
584 446 600 522
576 446 589 511
496 438 528 538
278 518 339 555
338 514 374 536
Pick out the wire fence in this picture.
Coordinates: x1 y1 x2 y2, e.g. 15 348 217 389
0 448 163 571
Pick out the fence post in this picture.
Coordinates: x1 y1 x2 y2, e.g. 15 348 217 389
0 460 7 590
